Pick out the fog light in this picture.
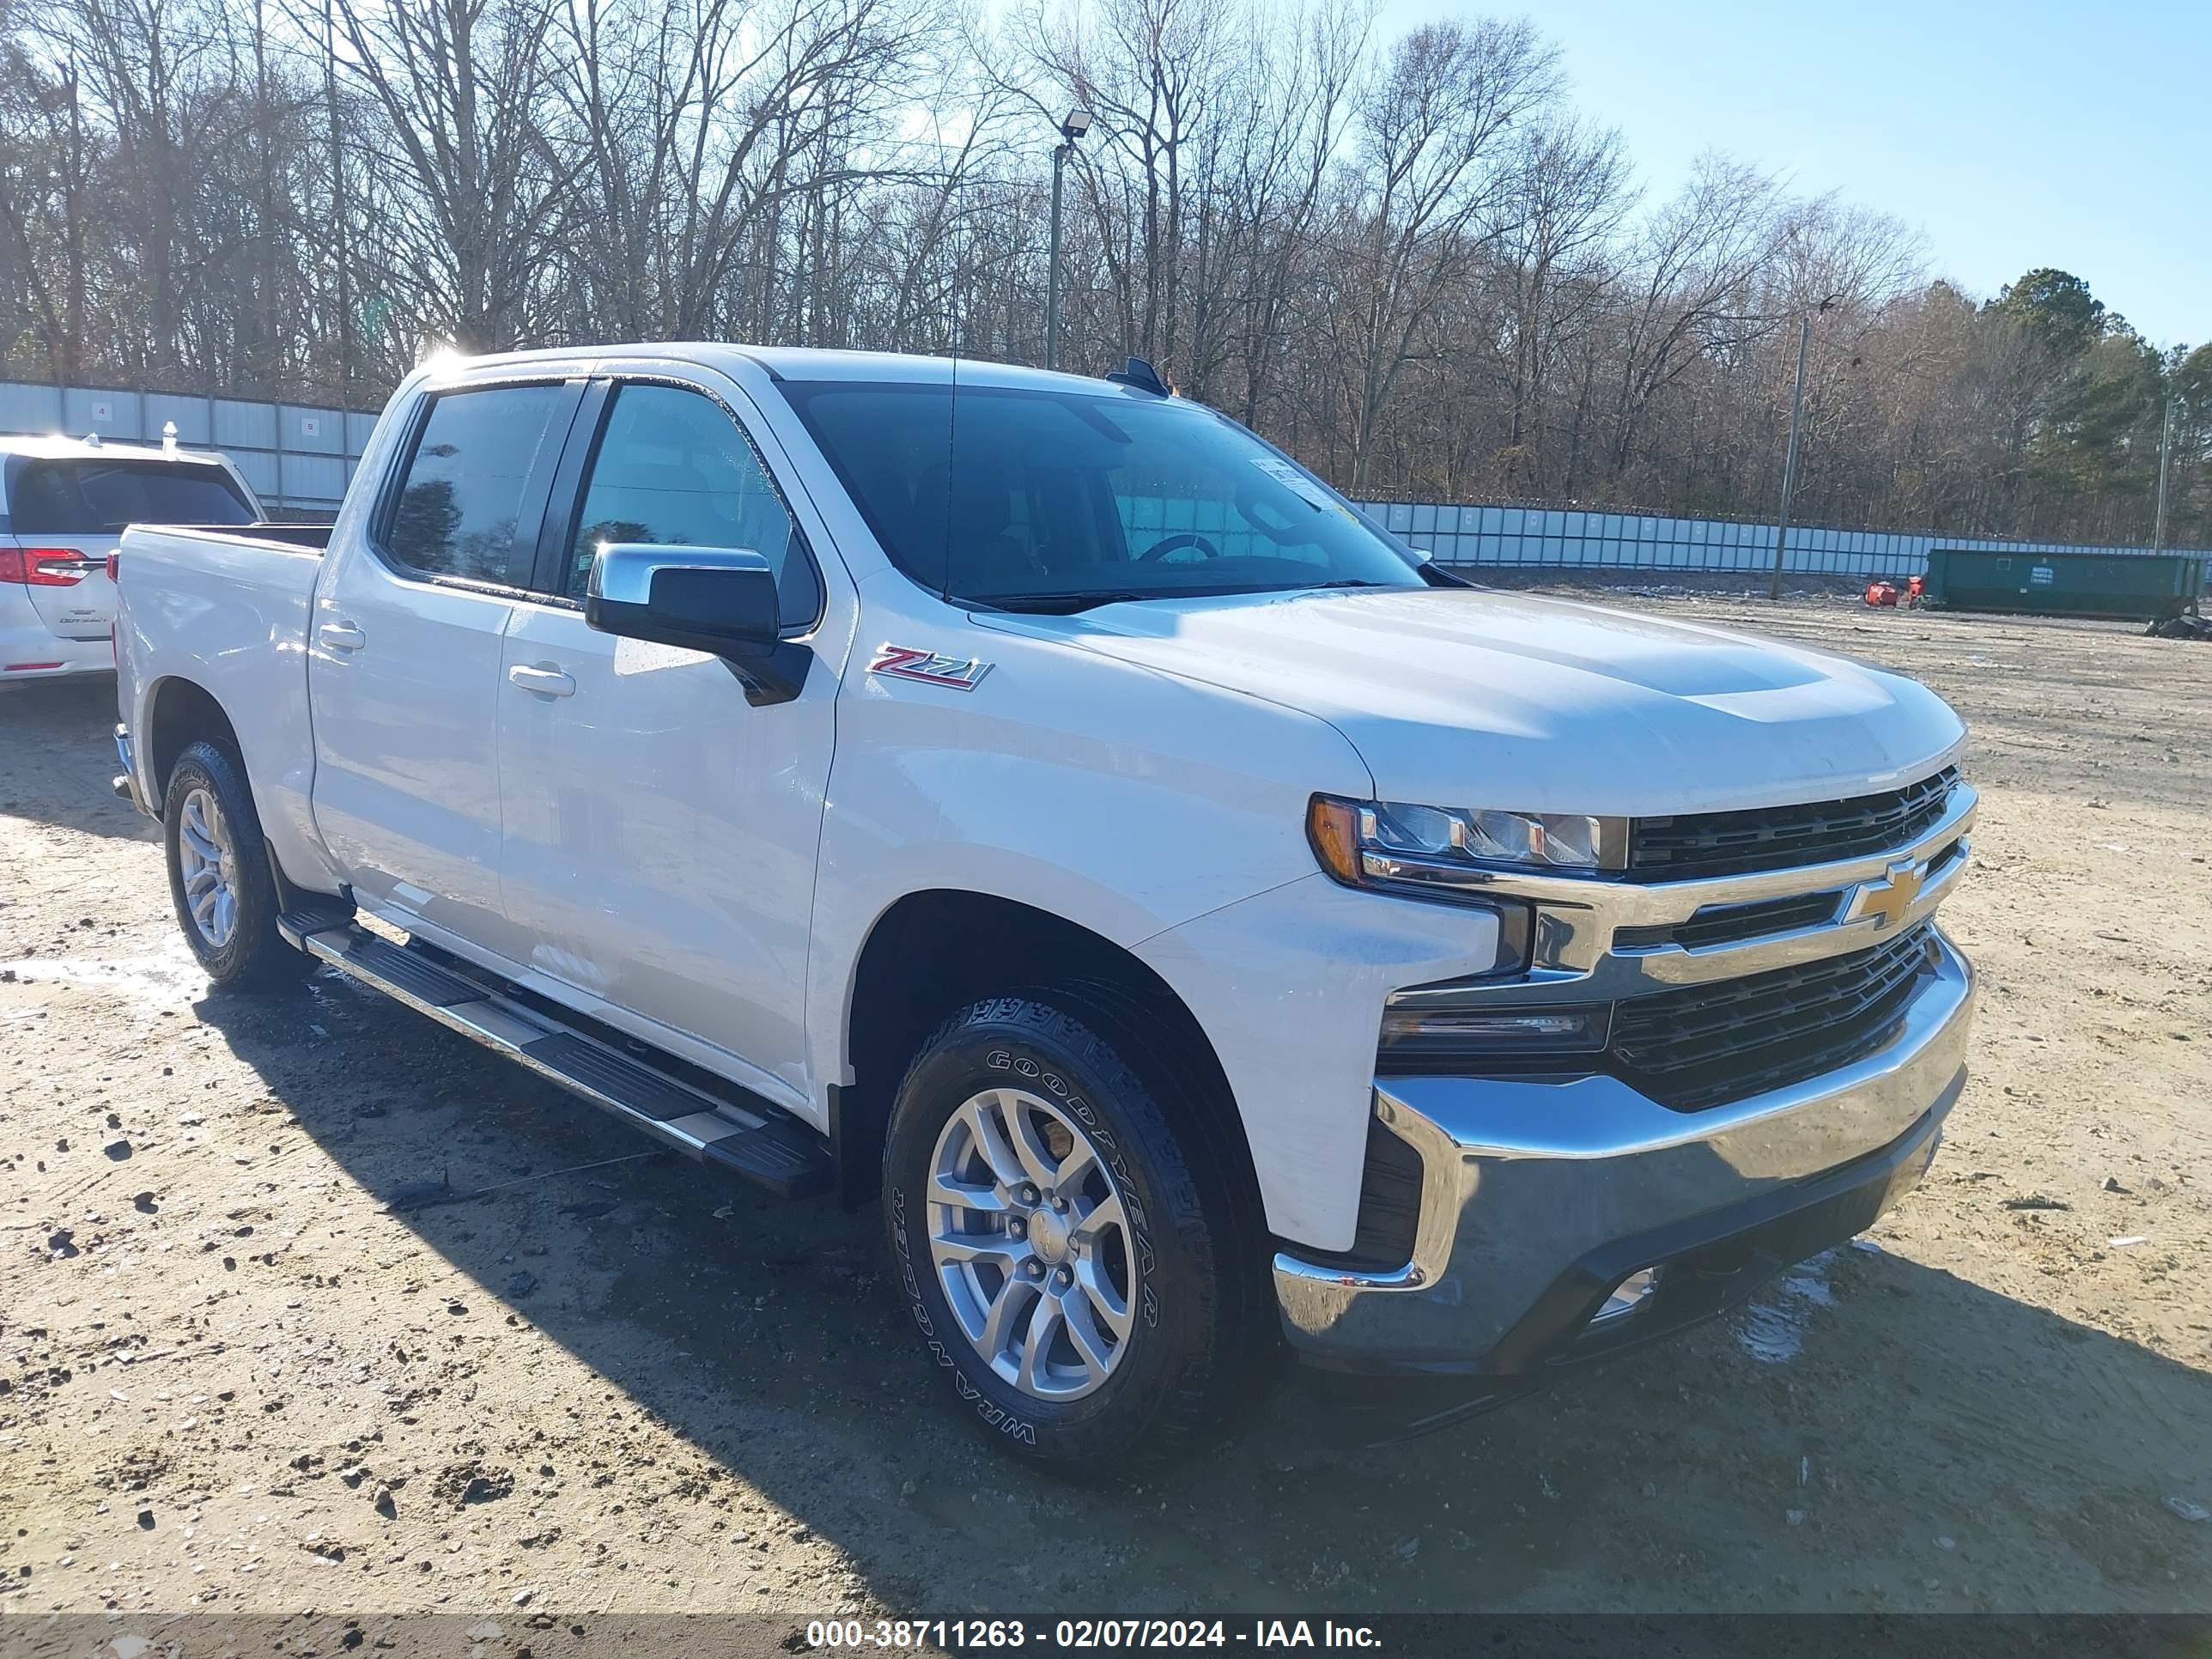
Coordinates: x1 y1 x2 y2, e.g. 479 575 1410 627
1591 1267 1657 1324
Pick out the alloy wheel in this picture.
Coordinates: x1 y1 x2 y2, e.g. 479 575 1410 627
925 1086 1136 1401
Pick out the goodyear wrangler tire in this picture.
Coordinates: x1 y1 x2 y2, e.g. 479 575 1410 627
883 993 1265 1470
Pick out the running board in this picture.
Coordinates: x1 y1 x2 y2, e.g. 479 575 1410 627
283 920 831 1198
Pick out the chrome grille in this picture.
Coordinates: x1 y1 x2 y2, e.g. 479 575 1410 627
1630 767 1959 881
1608 924 1937 1111
1613 889 1844 953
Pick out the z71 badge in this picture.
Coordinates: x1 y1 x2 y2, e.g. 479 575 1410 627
867 644 994 691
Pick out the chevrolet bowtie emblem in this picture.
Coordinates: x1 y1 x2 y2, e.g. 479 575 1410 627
1850 858 1928 931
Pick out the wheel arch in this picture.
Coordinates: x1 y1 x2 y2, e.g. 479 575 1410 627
832 889 1262 1226
143 673 339 913
145 675 241 801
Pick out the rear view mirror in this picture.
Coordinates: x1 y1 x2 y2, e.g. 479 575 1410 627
586 544 810 706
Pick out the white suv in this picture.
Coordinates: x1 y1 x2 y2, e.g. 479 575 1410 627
1 434 263 683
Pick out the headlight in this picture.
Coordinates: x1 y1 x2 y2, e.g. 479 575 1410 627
1307 793 1629 897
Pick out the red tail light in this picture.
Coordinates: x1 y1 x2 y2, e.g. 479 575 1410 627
0 545 91 586
106 552 120 583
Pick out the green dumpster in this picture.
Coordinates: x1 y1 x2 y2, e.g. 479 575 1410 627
1920 546 2208 622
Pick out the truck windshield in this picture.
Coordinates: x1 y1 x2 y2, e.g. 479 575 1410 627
778 380 1422 611
7 458 255 535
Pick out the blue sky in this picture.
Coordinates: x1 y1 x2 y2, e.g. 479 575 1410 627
1377 0 2207 350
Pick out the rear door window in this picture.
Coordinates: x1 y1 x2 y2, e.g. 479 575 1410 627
8 458 253 533
383 384 571 586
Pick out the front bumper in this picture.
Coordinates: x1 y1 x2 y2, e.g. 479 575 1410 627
1274 927 1973 1376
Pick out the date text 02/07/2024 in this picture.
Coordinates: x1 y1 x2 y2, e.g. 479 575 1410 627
799 1620 1382 1650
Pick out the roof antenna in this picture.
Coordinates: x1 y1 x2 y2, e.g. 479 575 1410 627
1105 356 1170 397
83 430 101 448
161 420 179 458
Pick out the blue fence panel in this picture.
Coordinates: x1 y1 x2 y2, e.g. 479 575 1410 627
0 379 377 511
280 453 350 502
1357 499 2205 577
143 393 216 447
0 382 64 432
281 406 347 455
213 398 277 452
62 388 138 438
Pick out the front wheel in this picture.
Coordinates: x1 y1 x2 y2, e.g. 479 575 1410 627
883 994 1269 1472
161 740 311 991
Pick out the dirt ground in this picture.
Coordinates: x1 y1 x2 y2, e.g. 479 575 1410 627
3 595 2209 1632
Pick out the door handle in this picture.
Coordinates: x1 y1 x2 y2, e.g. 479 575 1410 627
318 621 367 653
507 663 576 698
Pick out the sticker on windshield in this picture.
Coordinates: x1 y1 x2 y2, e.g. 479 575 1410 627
1250 457 1355 520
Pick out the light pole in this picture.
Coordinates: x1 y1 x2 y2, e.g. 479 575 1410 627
2154 394 2178 552
1767 295 1836 600
1045 107 1092 373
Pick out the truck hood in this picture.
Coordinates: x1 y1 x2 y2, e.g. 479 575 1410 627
997 587 1965 815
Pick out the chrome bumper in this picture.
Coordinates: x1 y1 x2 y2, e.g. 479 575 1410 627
1274 929 1975 1373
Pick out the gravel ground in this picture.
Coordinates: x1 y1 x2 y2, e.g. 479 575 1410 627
2 596 2209 1632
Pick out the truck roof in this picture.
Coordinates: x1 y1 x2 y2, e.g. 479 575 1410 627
427 343 1144 398
0 433 234 466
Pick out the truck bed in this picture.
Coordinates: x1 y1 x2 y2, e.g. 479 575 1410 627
151 520 337 553
113 523 333 884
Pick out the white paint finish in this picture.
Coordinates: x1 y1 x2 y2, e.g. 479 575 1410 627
801 571 1375 1103
110 526 334 891
1135 873 1504 1250
114 342 1979 1263
2 611 111 678
2 435 262 647
12 532 120 641
492 356 857 1110
495 609 832 1109
1018 586 1965 816
305 538 525 955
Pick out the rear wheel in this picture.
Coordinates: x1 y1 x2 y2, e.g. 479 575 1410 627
161 740 310 991
883 993 1269 1471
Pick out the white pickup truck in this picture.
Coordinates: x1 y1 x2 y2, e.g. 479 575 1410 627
112 344 1976 1467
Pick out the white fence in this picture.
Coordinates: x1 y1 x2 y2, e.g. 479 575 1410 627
0 380 377 514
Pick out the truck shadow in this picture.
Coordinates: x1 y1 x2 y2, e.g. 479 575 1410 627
191 975 2212 1617
0 677 156 842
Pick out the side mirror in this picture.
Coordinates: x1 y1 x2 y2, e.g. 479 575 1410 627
586 544 781 657
585 544 811 706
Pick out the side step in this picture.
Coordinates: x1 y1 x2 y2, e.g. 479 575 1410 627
283 920 832 1198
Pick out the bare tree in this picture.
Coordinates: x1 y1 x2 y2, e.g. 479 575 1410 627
1323 16 1557 489
318 0 578 353
1486 114 1630 494
0 0 2193 544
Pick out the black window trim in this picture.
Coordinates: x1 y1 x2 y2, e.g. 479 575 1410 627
365 374 589 602
523 371 827 638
